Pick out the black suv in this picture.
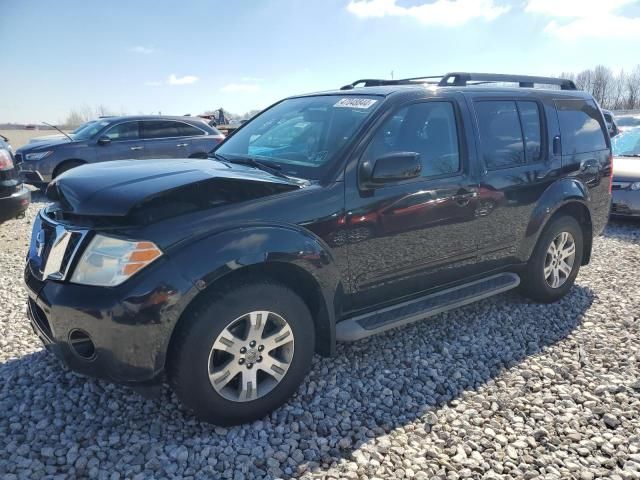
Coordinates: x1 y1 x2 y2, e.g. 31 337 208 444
24 73 612 425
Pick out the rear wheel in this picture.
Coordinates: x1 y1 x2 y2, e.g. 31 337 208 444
520 215 583 303
168 281 314 425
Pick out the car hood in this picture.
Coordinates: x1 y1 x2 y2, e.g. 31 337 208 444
47 158 303 218
613 157 640 181
17 136 74 151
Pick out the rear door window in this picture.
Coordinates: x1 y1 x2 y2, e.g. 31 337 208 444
141 121 181 139
475 101 525 169
475 100 544 169
555 99 607 154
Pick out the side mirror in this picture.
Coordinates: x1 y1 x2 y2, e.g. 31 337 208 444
97 136 111 146
361 152 422 188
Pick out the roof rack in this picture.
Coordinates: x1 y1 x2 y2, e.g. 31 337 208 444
340 72 577 91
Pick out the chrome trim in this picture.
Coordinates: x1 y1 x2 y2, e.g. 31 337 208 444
33 209 89 281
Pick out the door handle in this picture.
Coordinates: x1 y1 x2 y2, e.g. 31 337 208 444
176 143 188 147
452 189 477 205
130 146 143 151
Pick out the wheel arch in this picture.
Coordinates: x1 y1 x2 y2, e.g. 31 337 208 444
165 225 343 365
523 179 593 265
52 159 86 178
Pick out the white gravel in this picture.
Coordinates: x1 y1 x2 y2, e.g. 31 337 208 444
1 193 640 479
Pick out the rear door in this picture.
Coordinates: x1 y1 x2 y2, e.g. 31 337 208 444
468 95 560 270
140 120 187 159
95 121 143 161
173 122 218 157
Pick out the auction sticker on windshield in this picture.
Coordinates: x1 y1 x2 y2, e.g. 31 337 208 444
334 98 378 109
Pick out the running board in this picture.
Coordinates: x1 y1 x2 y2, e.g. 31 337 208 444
336 273 520 342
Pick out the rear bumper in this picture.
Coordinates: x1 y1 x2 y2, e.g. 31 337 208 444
611 190 640 218
0 186 30 222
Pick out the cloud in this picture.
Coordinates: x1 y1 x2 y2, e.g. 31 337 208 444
221 83 262 93
346 0 510 26
129 45 155 54
168 74 199 85
525 0 640 39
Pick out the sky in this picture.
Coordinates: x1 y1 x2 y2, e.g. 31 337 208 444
1 0 640 123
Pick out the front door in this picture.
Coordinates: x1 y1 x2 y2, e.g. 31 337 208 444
345 99 480 311
96 121 143 161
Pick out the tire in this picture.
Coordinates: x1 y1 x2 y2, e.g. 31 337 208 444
167 281 315 425
520 215 583 303
53 160 84 178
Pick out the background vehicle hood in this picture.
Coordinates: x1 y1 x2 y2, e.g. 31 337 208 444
17 136 74 151
47 158 302 217
613 157 640 181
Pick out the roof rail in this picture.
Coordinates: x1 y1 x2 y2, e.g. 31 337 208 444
438 72 577 90
340 75 442 90
340 72 577 91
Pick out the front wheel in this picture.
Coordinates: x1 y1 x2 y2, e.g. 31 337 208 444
168 281 314 425
520 215 583 303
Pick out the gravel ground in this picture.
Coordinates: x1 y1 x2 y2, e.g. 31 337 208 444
1 194 640 479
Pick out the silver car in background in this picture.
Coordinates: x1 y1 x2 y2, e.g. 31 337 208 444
611 127 640 218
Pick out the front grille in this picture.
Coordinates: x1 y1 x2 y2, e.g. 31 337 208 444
28 210 88 281
28 299 53 341
14 152 22 165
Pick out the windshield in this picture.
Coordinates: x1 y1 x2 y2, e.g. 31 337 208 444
612 127 640 157
215 95 381 179
71 120 96 134
73 120 110 140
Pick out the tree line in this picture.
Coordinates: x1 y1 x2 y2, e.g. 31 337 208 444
560 65 640 111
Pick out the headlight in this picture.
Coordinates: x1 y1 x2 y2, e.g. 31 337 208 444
25 151 52 161
631 182 640 191
71 235 162 286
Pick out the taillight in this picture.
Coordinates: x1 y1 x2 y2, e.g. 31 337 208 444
0 149 14 170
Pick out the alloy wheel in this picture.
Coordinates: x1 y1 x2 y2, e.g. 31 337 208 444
207 311 295 402
544 231 576 289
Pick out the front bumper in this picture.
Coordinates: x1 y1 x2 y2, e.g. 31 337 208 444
19 162 50 185
611 189 640 218
0 186 30 223
24 251 194 387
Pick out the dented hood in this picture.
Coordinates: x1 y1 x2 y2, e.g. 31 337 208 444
47 158 301 217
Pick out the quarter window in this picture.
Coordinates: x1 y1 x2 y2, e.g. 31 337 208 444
175 123 206 137
104 122 139 141
475 100 543 170
555 99 607 154
365 102 460 178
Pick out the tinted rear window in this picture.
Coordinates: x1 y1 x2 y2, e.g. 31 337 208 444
555 99 607 155
142 121 181 139
175 122 206 136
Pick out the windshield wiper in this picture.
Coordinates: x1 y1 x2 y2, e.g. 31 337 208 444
220 155 291 180
618 154 640 157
